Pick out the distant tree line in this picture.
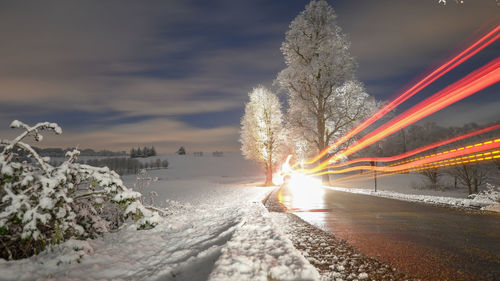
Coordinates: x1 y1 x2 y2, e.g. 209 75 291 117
84 157 168 175
0 146 127 158
130 146 157 158
212 151 224 157
77 148 127 157
193 151 224 157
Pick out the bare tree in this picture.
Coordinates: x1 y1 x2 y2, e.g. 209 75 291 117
494 159 500 172
419 168 441 189
450 164 488 195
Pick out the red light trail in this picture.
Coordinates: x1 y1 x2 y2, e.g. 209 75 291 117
312 138 500 175
323 149 500 185
305 57 500 174
293 24 500 168
323 124 500 170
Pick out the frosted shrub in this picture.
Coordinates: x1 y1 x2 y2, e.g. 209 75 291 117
468 183 500 202
134 169 158 206
0 120 160 260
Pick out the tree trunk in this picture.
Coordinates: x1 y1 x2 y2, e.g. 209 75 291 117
320 154 330 185
401 129 407 154
264 166 273 186
264 137 274 186
316 111 329 185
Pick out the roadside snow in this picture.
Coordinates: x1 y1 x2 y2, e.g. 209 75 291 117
328 171 500 212
0 153 321 280
333 173 473 198
210 203 319 281
324 185 499 211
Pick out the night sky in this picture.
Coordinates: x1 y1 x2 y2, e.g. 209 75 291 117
0 0 498 153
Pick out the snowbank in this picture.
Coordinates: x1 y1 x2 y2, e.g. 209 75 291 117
328 172 500 211
332 173 473 198
210 203 319 281
324 186 499 210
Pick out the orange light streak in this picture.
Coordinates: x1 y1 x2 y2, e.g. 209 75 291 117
306 57 500 174
323 124 500 169
293 25 500 168
332 149 500 184
313 139 500 175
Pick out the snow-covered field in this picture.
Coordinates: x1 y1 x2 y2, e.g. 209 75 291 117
0 153 320 281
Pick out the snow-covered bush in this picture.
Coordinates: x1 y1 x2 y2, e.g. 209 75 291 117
418 168 444 190
468 183 500 203
134 169 158 206
0 120 160 260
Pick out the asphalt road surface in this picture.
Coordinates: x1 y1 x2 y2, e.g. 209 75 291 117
278 186 500 280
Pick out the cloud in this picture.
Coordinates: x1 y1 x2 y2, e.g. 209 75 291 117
0 118 240 153
424 98 500 127
1 0 496 152
0 2 291 155
337 0 500 80
0 1 286 120
0 1 291 152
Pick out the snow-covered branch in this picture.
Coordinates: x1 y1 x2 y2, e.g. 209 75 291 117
0 120 160 260
277 0 377 174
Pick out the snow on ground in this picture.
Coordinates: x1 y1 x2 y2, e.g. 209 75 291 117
0 152 320 281
331 172 471 198
121 153 265 206
325 182 499 210
328 172 500 211
209 203 318 281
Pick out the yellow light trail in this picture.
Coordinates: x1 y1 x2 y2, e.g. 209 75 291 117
310 137 500 175
324 150 499 185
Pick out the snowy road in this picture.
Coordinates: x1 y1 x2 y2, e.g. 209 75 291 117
278 186 500 281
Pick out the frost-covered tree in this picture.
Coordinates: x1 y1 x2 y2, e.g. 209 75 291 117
0 121 160 260
240 86 283 186
277 0 377 183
